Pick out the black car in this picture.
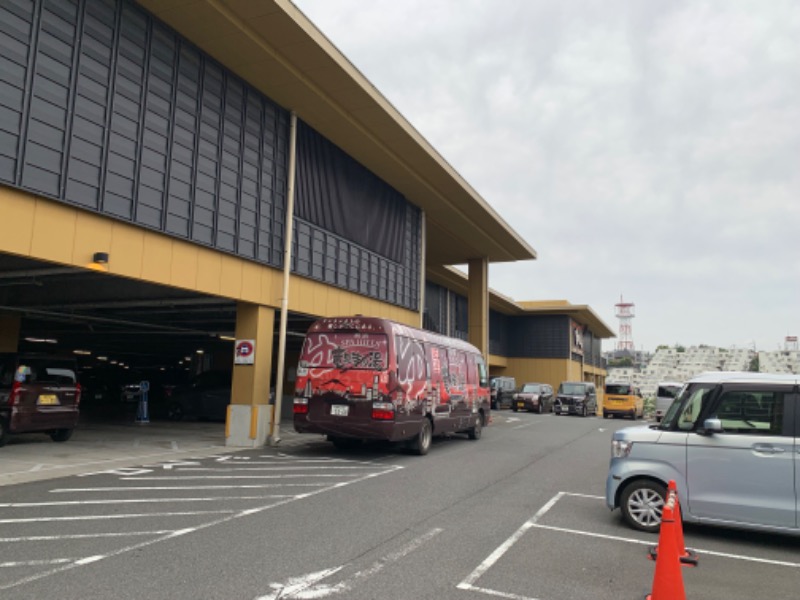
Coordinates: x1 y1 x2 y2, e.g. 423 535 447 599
489 376 516 410
554 381 597 417
166 370 232 422
512 382 554 413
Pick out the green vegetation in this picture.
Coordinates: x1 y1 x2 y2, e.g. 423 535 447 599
608 356 634 367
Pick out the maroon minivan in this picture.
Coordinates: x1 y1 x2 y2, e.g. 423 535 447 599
0 354 81 446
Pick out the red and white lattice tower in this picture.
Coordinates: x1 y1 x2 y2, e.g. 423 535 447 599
615 295 635 352
786 336 798 352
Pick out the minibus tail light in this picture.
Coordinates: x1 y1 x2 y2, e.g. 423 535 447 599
371 402 394 421
293 397 309 414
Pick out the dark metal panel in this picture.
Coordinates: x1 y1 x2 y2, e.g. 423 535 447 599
4 0 421 311
507 315 570 359
489 309 509 357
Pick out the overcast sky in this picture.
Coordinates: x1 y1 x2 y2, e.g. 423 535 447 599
292 0 799 353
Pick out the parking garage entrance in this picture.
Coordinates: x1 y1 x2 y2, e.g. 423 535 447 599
0 252 316 443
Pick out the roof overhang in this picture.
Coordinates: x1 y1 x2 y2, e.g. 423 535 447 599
136 0 537 267
427 266 616 339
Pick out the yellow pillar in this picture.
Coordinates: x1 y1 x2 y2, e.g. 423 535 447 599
226 303 274 447
0 314 20 353
467 258 489 360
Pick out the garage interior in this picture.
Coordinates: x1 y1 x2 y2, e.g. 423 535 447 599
0 253 315 423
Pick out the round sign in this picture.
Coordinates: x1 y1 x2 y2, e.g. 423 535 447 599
236 341 254 357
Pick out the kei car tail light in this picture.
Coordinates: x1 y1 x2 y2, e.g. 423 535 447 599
371 402 394 420
9 381 21 406
293 397 309 414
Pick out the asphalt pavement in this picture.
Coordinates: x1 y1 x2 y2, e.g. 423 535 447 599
0 412 309 487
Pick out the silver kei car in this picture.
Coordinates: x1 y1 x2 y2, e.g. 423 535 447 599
606 372 800 535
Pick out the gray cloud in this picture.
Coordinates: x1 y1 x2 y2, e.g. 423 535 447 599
294 0 800 351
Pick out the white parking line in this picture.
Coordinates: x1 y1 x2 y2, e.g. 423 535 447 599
0 464 403 591
0 510 235 524
458 492 565 592
174 465 382 471
0 496 293 508
118 474 366 480
1 559 73 568
458 491 800 600
530 523 800 568
0 531 174 542
50 483 329 492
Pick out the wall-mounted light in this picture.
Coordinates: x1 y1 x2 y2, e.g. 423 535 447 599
93 252 109 264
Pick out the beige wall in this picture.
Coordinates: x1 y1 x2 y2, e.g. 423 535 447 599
0 314 20 353
0 186 419 325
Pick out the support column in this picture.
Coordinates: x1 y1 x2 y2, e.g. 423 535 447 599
0 314 20 353
227 303 274 447
467 258 489 360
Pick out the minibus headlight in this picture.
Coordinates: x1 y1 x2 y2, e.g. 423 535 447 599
611 439 633 458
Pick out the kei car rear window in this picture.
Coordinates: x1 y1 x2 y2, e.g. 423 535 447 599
606 384 632 395
14 358 77 384
301 333 387 370
560 383 587 395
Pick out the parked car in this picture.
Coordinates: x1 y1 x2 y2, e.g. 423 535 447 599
489 376 516 410
0 353 81 446
512 382 554 413
166 370 232 422
606 371 799 535
602 382 644 419
554 381 597 416
654 381 682 422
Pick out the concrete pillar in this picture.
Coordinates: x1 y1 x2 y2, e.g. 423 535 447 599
467 258 489 360
226 303 274 447
0 314 20 353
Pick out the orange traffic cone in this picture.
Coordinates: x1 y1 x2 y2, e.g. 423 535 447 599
669 480 699 567
645 497 686 600
648 481 699 567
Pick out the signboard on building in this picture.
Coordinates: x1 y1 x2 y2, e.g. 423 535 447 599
571 320 584 356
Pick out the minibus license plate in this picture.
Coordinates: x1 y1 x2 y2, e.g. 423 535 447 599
331 404 349 416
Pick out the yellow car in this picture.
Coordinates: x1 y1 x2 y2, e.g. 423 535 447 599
602 383 644 419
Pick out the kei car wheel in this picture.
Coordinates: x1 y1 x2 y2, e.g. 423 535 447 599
536 403 543 414
581 405 588 417
620 480 667 533
468 414 482 440
411 418 432 455
49 428 73 443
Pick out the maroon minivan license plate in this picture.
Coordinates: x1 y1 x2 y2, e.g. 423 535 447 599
37 394 59 405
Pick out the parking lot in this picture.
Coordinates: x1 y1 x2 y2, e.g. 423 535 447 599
1 412 799 599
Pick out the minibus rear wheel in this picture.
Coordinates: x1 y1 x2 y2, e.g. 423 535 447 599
410 418 432 455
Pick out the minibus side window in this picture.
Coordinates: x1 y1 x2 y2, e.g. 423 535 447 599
395 336 427 385
447 348 467 388
476 358 488 388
